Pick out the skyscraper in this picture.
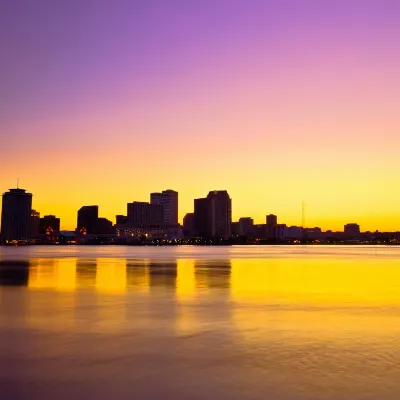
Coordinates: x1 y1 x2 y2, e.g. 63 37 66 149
193 191 232 238
1 188 33 243
150 190 178 225
207 190 232 238
194 197 209 237
77 206 98 234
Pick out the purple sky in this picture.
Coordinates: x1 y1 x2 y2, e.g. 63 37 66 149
1 0 400 230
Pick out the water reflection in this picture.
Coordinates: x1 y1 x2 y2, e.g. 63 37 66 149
0 260 30 286
194 260 231 289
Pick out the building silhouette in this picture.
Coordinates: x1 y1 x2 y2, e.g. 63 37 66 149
30 209 41 239
344 223 360 237
150 190 178 225
193 190 231 238
239 217 254 236
194 197 210 237
183 213 195 237
116 215 128 225
1 188 32 243
207 190 231 238
266 214 278 226
127 201 163 226
39 215 60 234
77 206 98 234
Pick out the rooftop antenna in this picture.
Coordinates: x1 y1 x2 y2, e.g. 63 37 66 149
17 177 19 189
302 200 306 229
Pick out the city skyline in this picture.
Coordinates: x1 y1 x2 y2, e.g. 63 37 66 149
2 1 400 231
2 185 397 238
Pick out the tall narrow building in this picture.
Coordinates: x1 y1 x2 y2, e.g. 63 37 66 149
207 190 232 238
193 190 232 238
1 188 33 243
150 190 178 225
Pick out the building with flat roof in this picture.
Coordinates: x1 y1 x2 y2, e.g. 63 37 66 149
1 188 32 243
150 190 178 225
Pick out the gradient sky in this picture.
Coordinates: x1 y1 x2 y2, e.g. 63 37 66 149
1 0 400 231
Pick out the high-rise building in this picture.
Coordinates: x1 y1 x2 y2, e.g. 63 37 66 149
193 191 232 238
150 190 178 225
266 214 278 226
39 215 61 234
194 197 209 237
77 206 98 234
127 202 163 226
30 209 41 239
1 188 33 243
239 217 254 236
207 190 231 238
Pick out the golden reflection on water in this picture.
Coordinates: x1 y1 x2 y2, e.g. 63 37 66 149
18 256 400 307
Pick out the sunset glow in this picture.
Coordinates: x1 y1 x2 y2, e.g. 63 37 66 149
2 1 400 230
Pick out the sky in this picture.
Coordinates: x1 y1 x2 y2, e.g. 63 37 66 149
1 0 400 231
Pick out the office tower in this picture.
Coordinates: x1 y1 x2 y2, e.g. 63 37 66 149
183 213 195 237
266 214 278 226
194 191 232 238
150 190 178 225
1 188 33 243
344 223 360 237
207 190 232 238
30 209 41 239
194 197 210 237
39 215 61 234
127 202 163 226
77 206 99 233
239 217 254 236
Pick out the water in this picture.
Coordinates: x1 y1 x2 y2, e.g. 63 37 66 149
1 245 400 399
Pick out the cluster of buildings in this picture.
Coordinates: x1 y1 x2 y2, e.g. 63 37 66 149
0 187 398 245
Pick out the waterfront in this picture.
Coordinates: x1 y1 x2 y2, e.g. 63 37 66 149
1 246 400 399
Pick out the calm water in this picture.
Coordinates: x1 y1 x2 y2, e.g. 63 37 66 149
1 245 400 399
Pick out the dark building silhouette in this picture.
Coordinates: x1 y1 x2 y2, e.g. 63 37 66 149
344 223 360 237
207 190 232 238
95 218 114 234
150 190 178 225
29 209 41 239
39 215 60 234
183 213 195 237
254 224 267 238
194 197 209 237
77 205 98 233
128 201 163 226
239 217 254 236
1 188 32 243
193 191 232 238
116 215 128 225
266 214 278 226
231 222 240 236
